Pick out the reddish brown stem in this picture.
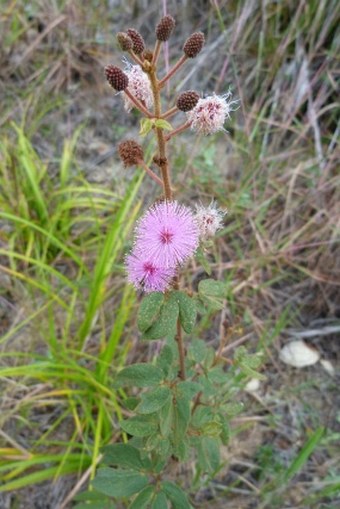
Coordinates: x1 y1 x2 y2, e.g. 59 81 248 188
176 319 186 380
124 89 153 118
158 55 187 88
165 120 192 141
147 58 186 380
138 160 163 187
128 50 144 67
162 105 179 120
152 40 162 67
148 68 173 199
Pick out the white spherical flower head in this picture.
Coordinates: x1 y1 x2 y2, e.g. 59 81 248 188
195 201 227 239
123 64 153 112
187 92 234 135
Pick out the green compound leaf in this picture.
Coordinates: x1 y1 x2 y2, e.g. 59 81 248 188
173 395 191 441
218 414 230 445
189 339 208 362
74 502 113 509
161 481 191 509
123 397 140 411
73 490 115 509
198 279 226 311
154 119 173 131
201 420 223 438
177 381 202 399
137 386 171 414
191 406 215 428
175 291 197 334
129 485 154 509
207 366 228 385
197 437 221 473
145 434 170 458
157 344 174 377
92 468 148 498
120 416 158 437
234 347 266 380
138 292 164 333
159 396 174 437
143 293 179 340
115 363 164 388
152 492 168 509
198 279 226 298
139 118 154 136
173 436 190 462
102 443 145 470
195 246 212 276
223 401 244 417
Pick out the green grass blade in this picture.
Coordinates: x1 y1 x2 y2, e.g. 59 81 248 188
77 173 143 346
282 427 325 483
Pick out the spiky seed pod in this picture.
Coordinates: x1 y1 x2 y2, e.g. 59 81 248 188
116 32 133 51
156 15 175 41
176 90 200 112
105 65 129 91
183 32 205 58
118 140 144 167
126 28 145 55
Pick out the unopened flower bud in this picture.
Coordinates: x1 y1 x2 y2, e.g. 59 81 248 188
183 32 205 58
176 90 200 112
105 65 129 91
144 50 153 62
118 140 144 167
126 28 145 55
156 15 175 41
117 32 133 51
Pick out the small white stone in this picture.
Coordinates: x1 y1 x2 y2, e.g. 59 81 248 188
320 359 335 376
279 340 320 368
245 378 261 393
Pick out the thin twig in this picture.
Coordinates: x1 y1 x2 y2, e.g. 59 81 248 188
128 50 144 67
176 318 186 380
162 105 178 119
158 55 187 88
124 89 153 118
165 120 192 141
59 454 103 509
138 160 163 187
152 40 162 67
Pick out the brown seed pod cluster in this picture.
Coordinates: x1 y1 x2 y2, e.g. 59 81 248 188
116 32 133 51
156 15 176 41
176 90 200 112
183 32 205 58
105 65 129 91
126 28 145 55
118 140 144 167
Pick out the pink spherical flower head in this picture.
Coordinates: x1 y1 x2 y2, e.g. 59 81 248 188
195 201 227 239
126 251 175 293
187 92 235 135
123 64 153 112
134 201 199 268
